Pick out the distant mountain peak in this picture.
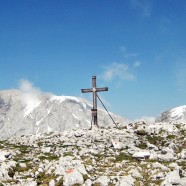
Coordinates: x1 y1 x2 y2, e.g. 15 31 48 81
156 105 186 122
0 89 127 139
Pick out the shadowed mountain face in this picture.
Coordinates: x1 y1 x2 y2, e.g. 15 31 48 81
0 90 127 140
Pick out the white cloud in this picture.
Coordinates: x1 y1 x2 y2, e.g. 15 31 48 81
133 61 141 67
101 62 135 82
19 79 41 95
100 47 141 84
17 79 72 116
129 0 153 17
18 79 44 116
120 46 138 59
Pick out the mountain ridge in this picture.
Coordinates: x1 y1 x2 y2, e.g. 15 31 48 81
156 105 186 123
0 89 127 140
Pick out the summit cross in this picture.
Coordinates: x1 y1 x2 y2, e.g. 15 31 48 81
81 76 108 127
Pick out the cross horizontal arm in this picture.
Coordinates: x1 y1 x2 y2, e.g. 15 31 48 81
96 87 108 92
81 88 93 93
81 87 108 93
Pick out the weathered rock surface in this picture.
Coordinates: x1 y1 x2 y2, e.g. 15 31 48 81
156 105 186 122
0 90 127 140
0 121 185 185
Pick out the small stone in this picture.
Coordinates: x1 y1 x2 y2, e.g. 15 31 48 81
49 179 55 186
0 150 11 162
158 152 175 162
71 160 87 175
63 169 84 186
132 151 150 160
161 169 181 185
38 168 44 172
95 176 110 186
152 162 169 171
84 179 93 186
35 171 39 177
41 147 51 153
150 172 165 180
180 149 186 159
86 165 93 172
129 169 143 179
19 163 27 168
116 175 135 186
111 139 124 149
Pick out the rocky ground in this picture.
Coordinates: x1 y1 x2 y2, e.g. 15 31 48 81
0 121 186 186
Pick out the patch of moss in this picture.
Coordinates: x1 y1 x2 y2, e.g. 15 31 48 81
55 178 63 186
82 174 89 181
38 153 58 161
63 151 74 156
178 161 186 171
0 140 6 149
136 142 147 149
8 168 15 178
134 180 141 186
2 179 19 185
180 129 186 135
146 135 164 146
36 172 57 185
108 183 116 186
37 142 43 147
14 163 32 173
115 152 133 162
93 183 102 186
94 139 102 143
167 135 176 139
152 180 163 185
94 153 105 159
10 144 30 154
44 153 59 160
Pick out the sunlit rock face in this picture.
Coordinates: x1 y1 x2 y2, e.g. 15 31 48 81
0 90 127 140
156 105 186 123
0 90 186 185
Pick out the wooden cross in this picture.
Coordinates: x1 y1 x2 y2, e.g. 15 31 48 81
81 76 108 127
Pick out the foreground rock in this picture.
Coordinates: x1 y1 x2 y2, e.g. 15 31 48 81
0 121 186 185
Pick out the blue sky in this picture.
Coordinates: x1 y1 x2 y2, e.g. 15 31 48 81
0 0 186 119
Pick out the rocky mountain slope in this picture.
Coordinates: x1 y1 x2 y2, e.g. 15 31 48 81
0 121 186 186
1 89 186 185
0 90 126 140
156 105 186 123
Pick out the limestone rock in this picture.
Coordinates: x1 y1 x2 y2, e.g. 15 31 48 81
63 169 84 186
116 175 135 186
161 169 181 185
180 149 186 159
95 176 110 186
0 90 128 140
0 117 186 185
132 150 150 160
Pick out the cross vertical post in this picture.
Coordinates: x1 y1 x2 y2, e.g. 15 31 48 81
92 76 97 126
81 76 108 127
